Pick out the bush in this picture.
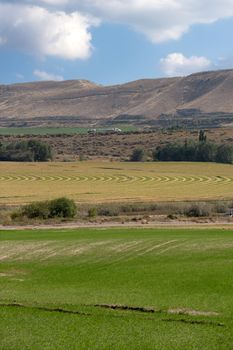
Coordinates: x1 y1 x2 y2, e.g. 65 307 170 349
14 197 77 220
88 207 97 218
22 201 50 219
184 204 211 217
49 197 77 218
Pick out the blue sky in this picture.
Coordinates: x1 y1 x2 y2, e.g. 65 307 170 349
0 0 233 85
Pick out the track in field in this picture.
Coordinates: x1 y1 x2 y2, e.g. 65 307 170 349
0 174 233 185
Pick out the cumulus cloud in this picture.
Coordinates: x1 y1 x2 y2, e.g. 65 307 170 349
0 3 99 60
160 53 212 76
36 0 233 42
33 69 64 81
1 1 233 60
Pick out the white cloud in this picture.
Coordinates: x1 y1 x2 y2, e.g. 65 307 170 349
35 0 233 42
1 1 233 60
160 53 212 76
39 0 69 4
0 3 99 60
33 69 64 80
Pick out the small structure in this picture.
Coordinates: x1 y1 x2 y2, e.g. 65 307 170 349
88 128 122 135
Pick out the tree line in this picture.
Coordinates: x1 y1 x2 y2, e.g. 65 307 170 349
0 140 53 162
131 131 233 164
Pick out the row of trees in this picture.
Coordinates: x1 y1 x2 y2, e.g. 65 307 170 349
130 131 233 164
0 140 53 162
154 141 233 163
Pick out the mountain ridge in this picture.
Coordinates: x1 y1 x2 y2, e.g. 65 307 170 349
0 69 233 126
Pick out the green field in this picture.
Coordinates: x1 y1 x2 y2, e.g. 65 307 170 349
0 228 232 349
0 162 233 205
0 125 136 136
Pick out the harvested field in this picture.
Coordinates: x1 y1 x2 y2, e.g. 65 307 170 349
0 161 233 205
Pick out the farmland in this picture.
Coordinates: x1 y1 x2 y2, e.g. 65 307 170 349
0 227 232 349
0 125 136 136
0 161 233 205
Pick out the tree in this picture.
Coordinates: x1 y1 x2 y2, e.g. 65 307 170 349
28 140 53 161
196 142 216 162
0 140 53 162
199 130 207 143
130 148 145 161
215 144 233 164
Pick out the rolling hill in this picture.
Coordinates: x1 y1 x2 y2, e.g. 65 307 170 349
0 69 233 127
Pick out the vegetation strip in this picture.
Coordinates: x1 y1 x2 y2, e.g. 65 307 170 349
163 318 225 327
0 303 89 316
94 304 221 318
94 303 156 313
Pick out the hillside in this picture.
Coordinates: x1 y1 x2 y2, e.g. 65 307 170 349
0 69 233 126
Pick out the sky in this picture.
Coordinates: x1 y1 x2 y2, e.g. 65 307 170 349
0 0 233 85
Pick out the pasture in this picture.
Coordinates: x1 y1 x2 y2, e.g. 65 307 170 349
0 125 135 136
0 162 233 205
0 228 232 349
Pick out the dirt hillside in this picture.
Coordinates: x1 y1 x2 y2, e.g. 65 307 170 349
0 69 233 124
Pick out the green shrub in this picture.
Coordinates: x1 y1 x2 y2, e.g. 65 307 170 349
22 201 50 219
13 197 77 220
49 197 77 218
88 207 97 218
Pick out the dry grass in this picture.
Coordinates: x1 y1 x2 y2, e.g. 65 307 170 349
0 161 233 205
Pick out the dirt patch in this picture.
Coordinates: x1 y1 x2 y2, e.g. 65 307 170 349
168 308 219 317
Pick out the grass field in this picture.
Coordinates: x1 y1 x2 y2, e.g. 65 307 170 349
0 125 136 136
0 227 232 349
0 162 233 205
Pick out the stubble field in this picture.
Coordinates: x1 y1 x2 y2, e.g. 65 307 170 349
0 162 233 205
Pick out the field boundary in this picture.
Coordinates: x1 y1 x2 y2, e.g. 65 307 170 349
1 221 233 231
